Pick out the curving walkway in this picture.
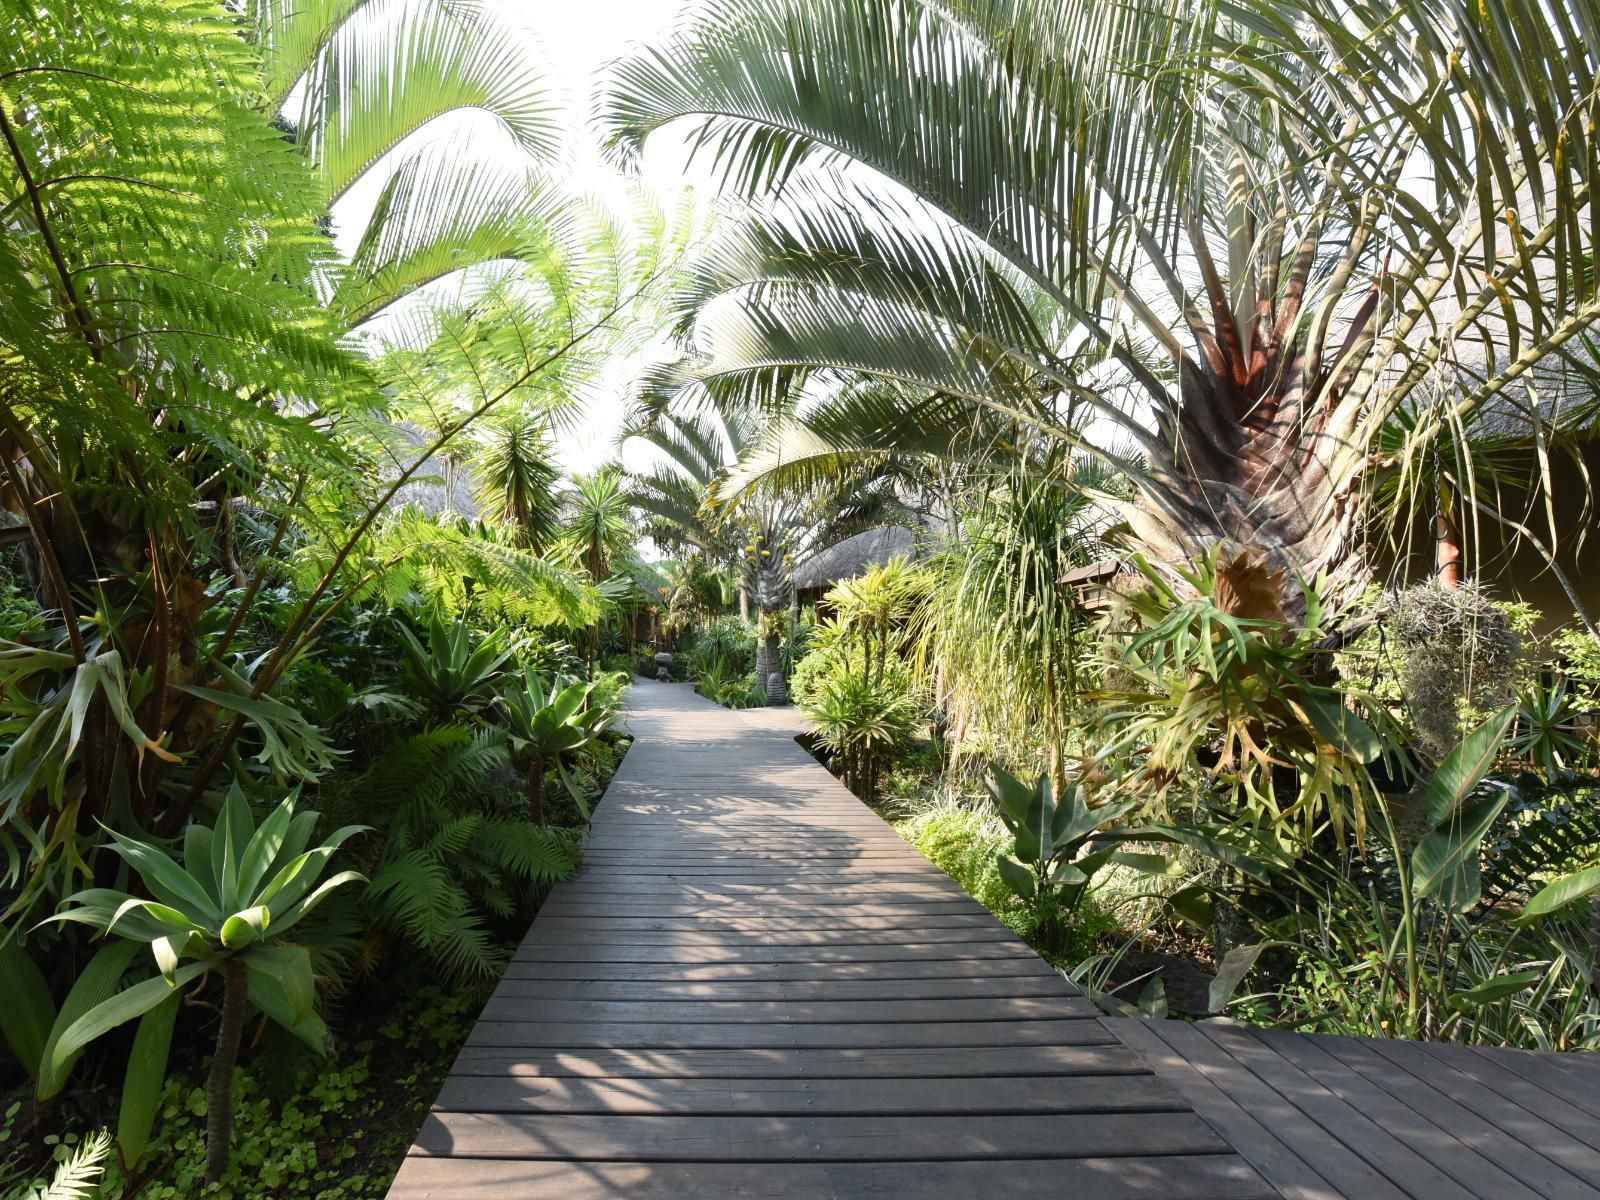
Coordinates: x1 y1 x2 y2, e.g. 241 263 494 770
388 680 1600 1199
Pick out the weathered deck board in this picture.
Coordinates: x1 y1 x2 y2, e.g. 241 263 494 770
387 681 1271 1198
1109 1019 1600 1199
389 680 1600 1199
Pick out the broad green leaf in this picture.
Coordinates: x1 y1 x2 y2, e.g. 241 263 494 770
1412 793 1510 909
269 870 367 937
1108 851 1176 876
182 824 218 904
247 945 315 1023
220 905 270 950
1423 708 1516 828
1301 693 1382 762
1448 968 1545 1011
237 797 299 906
0 936 56 1079
47 964 205 1100
1209 943 1274 1014
37 942 141 1099
1143 825 1274 882
118 991 179 1171
246 961 327 1055
1136 976 1168 1019
995 854 1036 900
1166 884 1214 930
103 830 218 924
1517 863 1600 925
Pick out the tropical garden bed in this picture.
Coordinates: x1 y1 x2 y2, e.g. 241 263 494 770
6 0 1600 1195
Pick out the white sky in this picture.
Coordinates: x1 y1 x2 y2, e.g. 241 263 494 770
330 0 705 474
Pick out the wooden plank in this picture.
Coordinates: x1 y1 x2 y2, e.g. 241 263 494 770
430 1073 1186 1115
445 1043 1155 1080
1109 1020 1337 1200
500 958 1060 983
1360 1039 1600 1184
1410 1041 1600 1152
510 940 1040 964
489 974 1078 1002
528 921 998 940
410 1110 1233 1161
476 995 1096 1025
1472 1046 1600 1122
522 926 1010 947
537 902 992 921
1254 1029 1541 1200
463 1018 1112 1051
388 1154 1277 1200
1133 1020 1408 1200
1196 1025 1464 1197
1315 1035 1600 1200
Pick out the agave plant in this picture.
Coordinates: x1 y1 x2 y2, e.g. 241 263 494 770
1513 678 1592 777
986 768 1161 934
498 672 613 821
47 790 366 1184
395 614 513 714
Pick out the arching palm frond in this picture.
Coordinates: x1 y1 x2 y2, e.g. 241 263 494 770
288 0 556 205
603 0 1600 605
332 151 577 325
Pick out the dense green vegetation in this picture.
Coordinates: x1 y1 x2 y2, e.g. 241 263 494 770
5 0 1600 1194
0 1 665 1192
612 0 1600 1052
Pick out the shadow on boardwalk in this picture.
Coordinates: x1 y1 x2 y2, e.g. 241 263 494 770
387 679 1600 1200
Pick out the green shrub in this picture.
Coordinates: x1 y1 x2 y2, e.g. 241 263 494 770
681 616 757 679
898 803 1013 912
804 671 920 796
897 800 1120 963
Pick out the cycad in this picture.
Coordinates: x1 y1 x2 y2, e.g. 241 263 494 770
328 725 581 978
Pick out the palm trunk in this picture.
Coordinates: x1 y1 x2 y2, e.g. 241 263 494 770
205 958 249 1185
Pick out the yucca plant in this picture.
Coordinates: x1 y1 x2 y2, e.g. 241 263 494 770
498 672 613 821
47 790 366 1184
804 670 920 797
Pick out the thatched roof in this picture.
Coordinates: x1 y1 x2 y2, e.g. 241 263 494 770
793 526 918 592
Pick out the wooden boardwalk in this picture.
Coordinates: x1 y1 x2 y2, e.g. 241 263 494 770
389 679 1600 1199
388 680 1271 1198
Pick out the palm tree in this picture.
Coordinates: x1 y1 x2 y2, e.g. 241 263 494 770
627 392 919 701
562 468 637 672
473 411 562 551
627 407 759 615
240 0 562 325
603 0 1600 610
